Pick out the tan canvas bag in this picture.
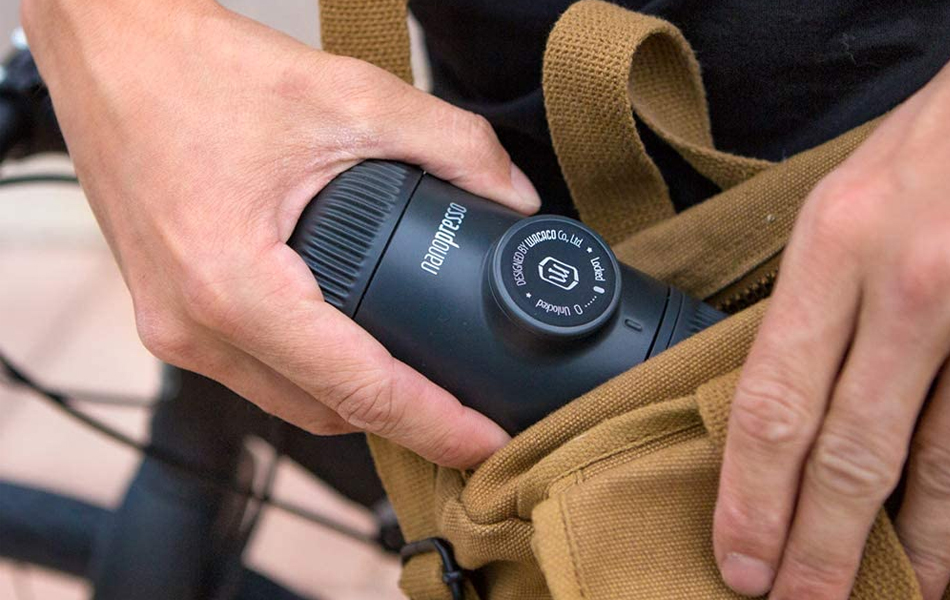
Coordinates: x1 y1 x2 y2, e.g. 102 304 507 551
317 1 938 598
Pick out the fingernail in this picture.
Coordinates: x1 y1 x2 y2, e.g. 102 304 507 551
510 163 542 212
721 553 775 597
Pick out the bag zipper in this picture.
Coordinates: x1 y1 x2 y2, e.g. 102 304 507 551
716 269 777 312
708 254 781 313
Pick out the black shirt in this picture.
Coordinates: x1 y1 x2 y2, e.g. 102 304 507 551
409 0 950 215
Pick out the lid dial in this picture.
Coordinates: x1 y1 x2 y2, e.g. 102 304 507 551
490 216 622 338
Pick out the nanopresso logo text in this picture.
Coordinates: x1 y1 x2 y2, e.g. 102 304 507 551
421 202 467 275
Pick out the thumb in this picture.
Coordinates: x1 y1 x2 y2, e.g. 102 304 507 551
374 81 542 215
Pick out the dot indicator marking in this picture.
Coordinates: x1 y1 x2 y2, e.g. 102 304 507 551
593 286 605 294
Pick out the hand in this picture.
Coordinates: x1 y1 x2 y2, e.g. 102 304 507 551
22 0 541 468
714 63 950 598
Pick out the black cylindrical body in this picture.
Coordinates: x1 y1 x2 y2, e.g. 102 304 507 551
289 161 723 433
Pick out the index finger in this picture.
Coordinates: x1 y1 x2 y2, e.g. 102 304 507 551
713 222 862 596
210 244 510 468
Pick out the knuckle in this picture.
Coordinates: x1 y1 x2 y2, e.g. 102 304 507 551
271 61 319 103
335 55 387 91
910 437 950 498
808 427 903 501
327 57 377 99
327 368 398 434
804 176 882 252
733 373 815 448
465 113 496 141
808 181 861 237
715 497 787 552
321 67 384 145
891 242 950 312
135 309 195 364
458 112 502 160
332 59 400 150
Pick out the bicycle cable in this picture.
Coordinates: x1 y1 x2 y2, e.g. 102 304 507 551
0 349 381 548
0 173 79 187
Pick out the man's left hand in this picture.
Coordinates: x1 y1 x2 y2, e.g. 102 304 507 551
714 63 950 599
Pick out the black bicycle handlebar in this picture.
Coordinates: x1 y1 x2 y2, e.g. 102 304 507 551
0 43 66 163
0 91 25 161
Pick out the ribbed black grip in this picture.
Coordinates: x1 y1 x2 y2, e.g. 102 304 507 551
288 160 423 316
683 300 726 336
669 296 727 349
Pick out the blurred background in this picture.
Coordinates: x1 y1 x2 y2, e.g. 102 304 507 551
0 1 428 598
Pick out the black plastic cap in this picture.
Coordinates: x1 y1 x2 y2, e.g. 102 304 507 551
489 215 622 339
288 161 423 317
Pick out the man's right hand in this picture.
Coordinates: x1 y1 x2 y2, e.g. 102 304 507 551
22 0 540 467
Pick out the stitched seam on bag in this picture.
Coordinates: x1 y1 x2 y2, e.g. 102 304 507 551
559 491 589 599
459 421 701 526
545 421 704 498
579 423 705 483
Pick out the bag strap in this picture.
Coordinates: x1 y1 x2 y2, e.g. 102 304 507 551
368 430 472 599
542 1 771 243
615 117 879 300
316 3 902 599
543 1 882 301
318 0 414 83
